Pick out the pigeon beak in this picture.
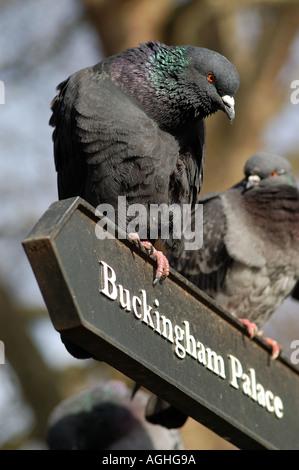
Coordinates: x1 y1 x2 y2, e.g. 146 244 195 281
221 95 235 122
246 174 261 190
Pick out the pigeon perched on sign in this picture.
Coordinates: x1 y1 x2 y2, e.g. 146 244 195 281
169 152 299 359
47 380 184 450
50 40 239 283
49 40 239 361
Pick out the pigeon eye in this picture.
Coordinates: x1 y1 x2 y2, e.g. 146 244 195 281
270 171 277 177
207 73 215 83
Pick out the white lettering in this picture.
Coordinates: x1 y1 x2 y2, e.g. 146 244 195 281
132 295 142 318
153 299 161 334
174 325 186 359
228 354 243 389
265 390 275 413
99 260 285 421
184 320 197 359
140 289 154 328
227 355 283 417
100 261 117 300
197 341 207 366
118 284 131 311
256 383 266 407
102 455 137 467
206 348 226 379
274 396 284 419
161 315 174 342
249 368 257 401
153 311 161 334
242 372 252 396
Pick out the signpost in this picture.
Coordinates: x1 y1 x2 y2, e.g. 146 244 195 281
23 196 299 450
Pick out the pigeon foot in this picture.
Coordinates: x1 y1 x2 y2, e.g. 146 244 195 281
263 337 281 360
128 233 169 285
239 318 258 339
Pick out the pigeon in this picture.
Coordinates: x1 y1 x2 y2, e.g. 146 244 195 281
46 380 184 450
169 152 299 359
146 152 299 431
49 40 239 360
50 40 239 281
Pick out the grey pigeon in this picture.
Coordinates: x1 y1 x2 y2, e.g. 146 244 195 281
148 152 299 431
49 40 239 360
47 380 184 450
50 40 239 280
169 152 299 359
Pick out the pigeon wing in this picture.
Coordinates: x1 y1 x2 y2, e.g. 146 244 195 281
169 193 233 295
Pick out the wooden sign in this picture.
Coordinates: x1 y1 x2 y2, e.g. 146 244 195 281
22 197 299 450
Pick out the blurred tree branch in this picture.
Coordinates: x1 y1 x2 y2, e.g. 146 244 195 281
204 5 299 191
0 283 61 445
82 0 173 56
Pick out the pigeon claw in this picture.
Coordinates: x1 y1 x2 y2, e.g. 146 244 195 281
141 241 169 285
264 337 281 360
128 232 143 249
239 318 258 339
128 233 169 284
238 318 281 359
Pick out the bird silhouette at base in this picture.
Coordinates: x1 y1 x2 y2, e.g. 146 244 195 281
47 380 184 450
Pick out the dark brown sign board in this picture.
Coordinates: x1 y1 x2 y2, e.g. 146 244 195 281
22 197 299 450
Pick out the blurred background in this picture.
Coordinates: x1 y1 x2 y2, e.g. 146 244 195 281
0 0 299 450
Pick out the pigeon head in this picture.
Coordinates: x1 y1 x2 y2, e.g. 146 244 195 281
243 152 296 190
182 45 240 121
109 41 239 129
